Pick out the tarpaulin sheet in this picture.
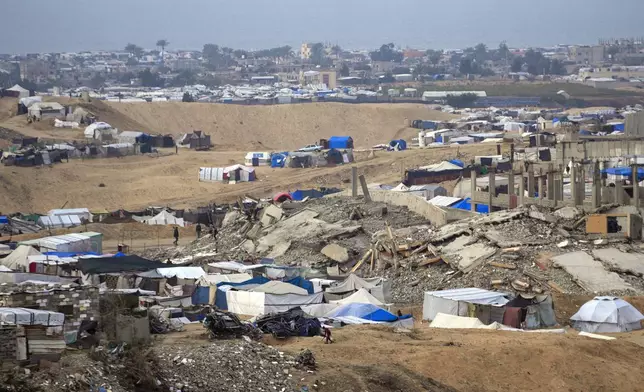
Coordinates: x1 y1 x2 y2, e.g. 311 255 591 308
226 290 265 316
286 277 314 294
326 303 398 322
263 292 324 315
0 307 64 326
77 255 174 274
216 276 269 288
191 286 211 305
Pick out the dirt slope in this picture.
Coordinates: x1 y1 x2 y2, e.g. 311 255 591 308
98 102 457 150
275 325 644 392
0 144 496 212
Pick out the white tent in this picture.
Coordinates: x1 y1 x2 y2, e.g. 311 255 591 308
226 289 324 316
244 152 271 166
570 296 644 333
84 122 116 140
1 245 42 271
251 281 308 295
301 303 340 317
423 288 510 321
325 274 391 303
391 183 410 192
197 273 252 286
7 84 30 98
38 215 82 229
330 288 385 306
144 210 185 227
117 131 144 144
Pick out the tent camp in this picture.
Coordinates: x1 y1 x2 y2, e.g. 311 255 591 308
84 122 116 141
324 274 391 303
570 296 644 333
423 288 510 321
330 288 385 306
38 215 82 229
1 245 42 271
6 84 30 98
251 281 308 295
224 287 324 316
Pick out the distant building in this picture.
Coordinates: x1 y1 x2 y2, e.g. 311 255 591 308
300 69 337 89
579 66 644 80
568 45 605 64
301 43 313 60
170 58 200 72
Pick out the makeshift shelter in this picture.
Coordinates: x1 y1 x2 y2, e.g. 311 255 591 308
77 255 173 274
223 164 256 183
570 297 644 333
405 161 463 186
325 303 397 322
324 274 391 303
224 287 324 316
0 307 64 326
6 84 30 98
1 245 42 271
271 153 288 168
423 288 510 321
328 136 354 149
143 210 185 227
38 215 82 229
330 288 385 306
389 139 407 150
84 122 116 141
28 102 65 120
117 131 145 144
178 131 211 149
19 232 103 254
301 303 340 317
244 152 271 166
504 294 557 329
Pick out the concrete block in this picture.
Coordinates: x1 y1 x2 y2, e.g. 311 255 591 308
321 244 350 263
592 248 644 277
551 251 632 292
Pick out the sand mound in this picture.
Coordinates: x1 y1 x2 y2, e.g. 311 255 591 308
97 102 457 150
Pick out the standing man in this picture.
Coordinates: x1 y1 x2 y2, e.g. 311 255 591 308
196 223 202 239
173 226 179 245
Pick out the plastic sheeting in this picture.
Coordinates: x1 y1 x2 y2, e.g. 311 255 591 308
325 274 391 303
263 292 324 315
226 290 265 316
1 245 42 271
423 288 510 321
326 303 398 322
301 303 340 317
154 267 205 280
251 281 308 295
0 307 64 326
330 288 385 306
197 273 252 285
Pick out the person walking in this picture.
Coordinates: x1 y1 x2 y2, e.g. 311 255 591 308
196 223 202 239
173 226 179 245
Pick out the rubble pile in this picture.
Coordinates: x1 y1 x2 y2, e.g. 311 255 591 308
203 310 263 340
154 340 300 392
383 205 644 303
142 196 428 270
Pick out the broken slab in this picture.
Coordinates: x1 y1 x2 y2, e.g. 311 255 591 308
551 251 632 292
442 243 497 273
260 205 284 227
528 208 558 223
440 235 478 254
429 221 471 243
554 206 582 220
321 244 350 263
592 248 644 277
266 241 291 259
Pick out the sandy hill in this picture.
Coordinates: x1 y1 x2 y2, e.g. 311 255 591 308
95 102 458 150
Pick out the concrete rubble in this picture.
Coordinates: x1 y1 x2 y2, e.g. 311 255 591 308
551 251 633 293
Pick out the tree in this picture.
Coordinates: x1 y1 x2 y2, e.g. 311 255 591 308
426 49 443 65
497 42 511 61
606 45 620 59
511 57 524 72
117 72 135 84
459 58 476 75
233 49 248 59
339 63 350 77
549 59 566 75
88 74 106 89
391 66 411 74
126 57 139 66
170 70 197 87
331 45 342 58
125 43 144 59
474 43 488 62
370 43 403 62
310 43 326 65
446 93 479 108
182 92 194 102
138 68 164 87
156 39 169 52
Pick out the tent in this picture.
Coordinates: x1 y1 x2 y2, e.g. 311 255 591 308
325 274 391 303
244 152 271 166
423 288 510 321
84 122 116 140
389 139 407 150
1 245 42 271
301 303 340 317
144 210 185 227
6 84 30 98
328 136 354 149
0 308 64 326
77 255 174 274
225 289 324 316
570 296 644 333
197 273 252 286
271 153 288 168
223 164 256 183
251 281 308 295
330 288 385 306
325 303 398 322
38 215 82 229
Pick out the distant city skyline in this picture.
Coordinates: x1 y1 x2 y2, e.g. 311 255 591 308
3 0 644 54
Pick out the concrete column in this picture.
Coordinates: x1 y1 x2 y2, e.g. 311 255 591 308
358 175 371 202
592 161 601 209
527 165 535 200
518 169 525 206
578 167 586 205
351 167 358 197
547 170 554 201
508 170 515 197
570 165 578 206
538 173 544 205
470 169 477 212
600 161 607 187
615 179 623 205
488 171 495 212
633 165 640 207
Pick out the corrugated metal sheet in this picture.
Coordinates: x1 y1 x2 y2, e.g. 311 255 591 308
199 167 224 182
427 196 462 207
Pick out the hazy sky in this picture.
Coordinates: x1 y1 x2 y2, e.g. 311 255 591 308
3 0 644 53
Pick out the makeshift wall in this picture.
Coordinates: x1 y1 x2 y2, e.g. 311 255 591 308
0 288 99 333
263 292 324 314
0 325 17 361
226 291 265 316
106 315 150 344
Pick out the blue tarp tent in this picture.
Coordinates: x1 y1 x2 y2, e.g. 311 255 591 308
286 277 314 294
450 198 489 214
602 167 644 182
326 303 398 322
0 216 8 225
216 276 270 288
42 251 100 257
389 139 407 150
271 154 287 168
291 189 324 201
613 123 625 132
328 136 354 149
449 159 465 168
192 286 210 305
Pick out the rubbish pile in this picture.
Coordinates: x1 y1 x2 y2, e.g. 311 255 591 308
256 307 322 339
295 349 317 370
154 339 299 392
203 309 263 340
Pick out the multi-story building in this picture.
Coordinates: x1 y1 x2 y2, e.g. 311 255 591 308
300 69 337 89
568 45 605 64
300 43 312 60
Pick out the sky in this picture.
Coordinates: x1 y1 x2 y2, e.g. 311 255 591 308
3 0 644 54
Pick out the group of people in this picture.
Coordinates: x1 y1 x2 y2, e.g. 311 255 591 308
172 223 218 245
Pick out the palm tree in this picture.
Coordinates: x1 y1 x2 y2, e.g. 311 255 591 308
156 39 169 64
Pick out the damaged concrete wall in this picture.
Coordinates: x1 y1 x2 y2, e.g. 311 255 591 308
105 315 150 344
0 325 17 361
